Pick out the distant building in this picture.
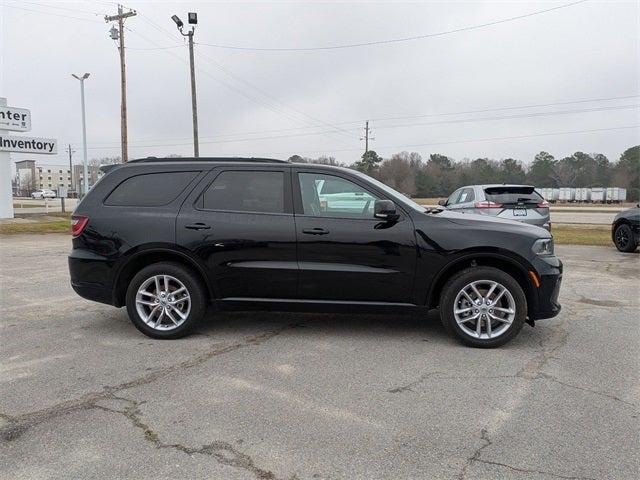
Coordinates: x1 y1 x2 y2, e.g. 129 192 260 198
72 164 103 194
14 159 103 197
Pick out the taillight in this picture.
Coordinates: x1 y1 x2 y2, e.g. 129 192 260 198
71 215 89 237
537 200 550 208
474 201 502 208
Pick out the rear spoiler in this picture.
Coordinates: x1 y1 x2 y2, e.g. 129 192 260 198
99 164 119 175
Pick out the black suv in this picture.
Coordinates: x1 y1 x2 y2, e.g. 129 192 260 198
69 158 562 348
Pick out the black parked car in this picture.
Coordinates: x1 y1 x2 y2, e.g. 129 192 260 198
612 205 640 252
69 158 562 348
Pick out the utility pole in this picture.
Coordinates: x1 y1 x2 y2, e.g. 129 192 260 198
105 5 136 163
66 144 75 192
361 120 374 154
172 13 199 157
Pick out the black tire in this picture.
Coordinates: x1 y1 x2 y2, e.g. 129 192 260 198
125 262 207 339
613 223 637 253
440 267 527 348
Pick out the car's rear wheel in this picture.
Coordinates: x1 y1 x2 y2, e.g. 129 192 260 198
125 262 206 339
440 267 527 348
613 223 637 252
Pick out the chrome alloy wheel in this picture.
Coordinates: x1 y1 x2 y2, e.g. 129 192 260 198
135 274 191 331
453 280 516 340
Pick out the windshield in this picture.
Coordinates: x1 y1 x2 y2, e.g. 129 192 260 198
353 171 426 212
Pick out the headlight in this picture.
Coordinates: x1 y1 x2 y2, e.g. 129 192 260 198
532 238 554 256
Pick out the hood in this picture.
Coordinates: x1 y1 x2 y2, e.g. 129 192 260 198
432 210 551 238
615 207 640 221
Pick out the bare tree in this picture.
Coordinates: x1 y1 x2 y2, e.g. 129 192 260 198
378 153 417 196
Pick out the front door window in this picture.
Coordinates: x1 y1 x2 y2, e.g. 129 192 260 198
298 173 379 219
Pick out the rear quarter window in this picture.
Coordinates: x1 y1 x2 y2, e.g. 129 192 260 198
104 171 199 206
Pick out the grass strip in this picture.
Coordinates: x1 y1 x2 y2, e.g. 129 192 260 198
552 224 611 246
0 220 70 235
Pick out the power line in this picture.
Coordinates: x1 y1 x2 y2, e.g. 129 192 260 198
81 124 639 154
383 125 639 151
133 16 321 128
137 13 356 142
367 94 640 124
13 1 106 16
121 93 640 141
197 0 589 52
127 12 187 50
126 44 185 51
132 15 357 146
1 3 103 23
370 104 640 132
195 48 356 142
72 102 640 148
257 125 640 157
125 24 328 131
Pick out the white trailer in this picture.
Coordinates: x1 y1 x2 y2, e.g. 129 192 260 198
538 188 559 202
537 188 550 201
606 187 627 203
590 187 605 203
558 187 575 202
575 188 591 202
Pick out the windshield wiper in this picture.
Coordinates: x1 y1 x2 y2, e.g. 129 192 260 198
425 207 444 214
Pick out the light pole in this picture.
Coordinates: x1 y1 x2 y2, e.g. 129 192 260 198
172 12 199 157
72 73 90 196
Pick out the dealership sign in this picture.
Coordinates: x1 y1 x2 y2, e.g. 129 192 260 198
0 135 57 154
0 106 31 132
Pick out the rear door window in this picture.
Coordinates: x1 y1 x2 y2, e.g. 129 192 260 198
200 170 284 214
105 171 199 206
484 186 543 205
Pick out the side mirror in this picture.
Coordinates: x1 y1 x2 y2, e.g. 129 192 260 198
437 199 447 206
374 199 399 221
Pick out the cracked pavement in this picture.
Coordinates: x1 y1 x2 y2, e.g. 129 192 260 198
1 234 638 479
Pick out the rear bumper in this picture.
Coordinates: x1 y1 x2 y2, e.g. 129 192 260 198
70 281 114 306
476 209 550 229
68 250 116 306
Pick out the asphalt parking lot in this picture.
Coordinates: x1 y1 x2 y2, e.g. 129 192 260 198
1 234 638 480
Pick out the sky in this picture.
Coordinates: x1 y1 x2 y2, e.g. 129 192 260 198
1 0 639 170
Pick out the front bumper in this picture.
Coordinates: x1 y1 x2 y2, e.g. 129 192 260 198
530 255 563 320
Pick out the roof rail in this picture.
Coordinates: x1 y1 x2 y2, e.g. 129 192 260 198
127 156 289 164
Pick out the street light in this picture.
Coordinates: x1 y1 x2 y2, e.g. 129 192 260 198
171 15 183 28
171 12 199 157
71 73 90 197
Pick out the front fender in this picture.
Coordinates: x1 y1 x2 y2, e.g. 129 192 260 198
423 247 536 309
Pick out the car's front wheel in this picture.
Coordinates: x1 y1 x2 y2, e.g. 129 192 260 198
613 223 637 252
440 267 527 348
125 262 207 339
